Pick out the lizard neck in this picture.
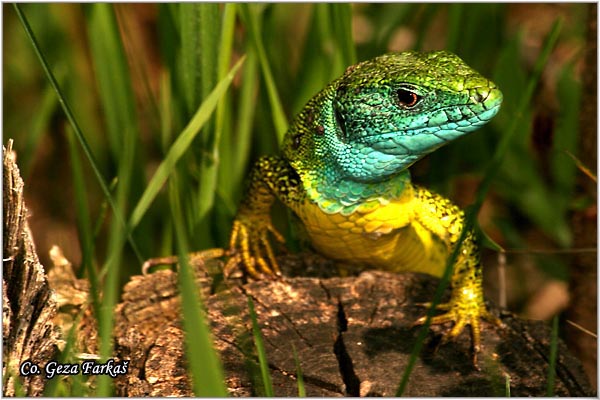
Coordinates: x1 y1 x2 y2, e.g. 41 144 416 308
300 166 412 215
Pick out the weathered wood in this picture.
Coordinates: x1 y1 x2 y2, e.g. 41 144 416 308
112 258 595 397
2 142 61 396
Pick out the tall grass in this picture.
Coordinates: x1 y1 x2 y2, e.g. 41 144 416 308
6 3 588 395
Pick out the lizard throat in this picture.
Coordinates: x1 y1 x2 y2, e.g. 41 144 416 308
301 167 412 215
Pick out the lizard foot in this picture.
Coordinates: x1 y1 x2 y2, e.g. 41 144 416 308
142 248 228 275
228 217 285 279
141 217 285 281
413 295 503 366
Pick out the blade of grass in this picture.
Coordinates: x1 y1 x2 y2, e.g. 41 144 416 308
66 128 100 315
7 369 26 397
43 311 87 396
546 314 559 396
248 296 274 397
292 343 306 397
330 3 356 66
413 4 441 51
291 4 345 111
239 3 288 142
128 56 246 230
474 19 562 205
115 5 162 143
85 4 139 159
446 4 463 52
396 19 563 396
231 48 258 188
86 5 144 394
565 150 597 182
93 177 119 242
177 4 221 245
159 70 174 151
214 3 237 173
13 3 143 264
195 3 236 228
22 78 60 180
169 179 228 397
219 46 259 205
180 4 219 119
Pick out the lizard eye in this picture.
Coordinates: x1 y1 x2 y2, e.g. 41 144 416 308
396 87 421 108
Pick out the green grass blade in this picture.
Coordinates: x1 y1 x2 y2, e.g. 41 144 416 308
446 4 463 52
214 3 237 161
474 19 562 206
43 311 88 396
13 3 143 264
22 80 59 180
128 56 246 230
239 4 288 142
177 4 221 244
330 3 356 65
413 5 441 51
551 63 582 203
180 4 219 118
169 180 228 397
66 128 101 315
396 19 563 396
292 343 306 397
85 3 139 158
195 3 236 226
231 48 258 187
248 296 274 397
218 46 259 204
85 5 145 394
159 70 174 151
546 314 559 396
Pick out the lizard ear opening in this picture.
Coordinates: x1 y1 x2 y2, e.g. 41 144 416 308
334 107 347 140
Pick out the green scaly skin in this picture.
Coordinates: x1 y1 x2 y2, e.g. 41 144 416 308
229 51 503 364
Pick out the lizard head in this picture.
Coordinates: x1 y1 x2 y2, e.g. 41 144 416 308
285 51 503 183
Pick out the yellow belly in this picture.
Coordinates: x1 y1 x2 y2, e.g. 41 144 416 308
293 189 448 277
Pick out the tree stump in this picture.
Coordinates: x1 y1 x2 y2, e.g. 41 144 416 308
111 264 594 397
2 141 61 396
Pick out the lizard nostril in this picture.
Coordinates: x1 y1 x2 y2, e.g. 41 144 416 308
470 90 487 104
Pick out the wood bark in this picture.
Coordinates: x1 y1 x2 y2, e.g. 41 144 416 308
2 141 61 396
110 263 594 397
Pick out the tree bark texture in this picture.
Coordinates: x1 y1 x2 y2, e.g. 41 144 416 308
2 142 61 396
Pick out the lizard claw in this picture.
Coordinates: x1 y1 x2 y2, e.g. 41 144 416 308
229 217 285 279
413 295 502 366
141 217 285 282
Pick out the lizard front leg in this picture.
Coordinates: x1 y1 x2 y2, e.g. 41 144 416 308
229 155 303 279
413 186 502 363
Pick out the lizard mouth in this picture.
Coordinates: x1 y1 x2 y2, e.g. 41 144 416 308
367 91 502 157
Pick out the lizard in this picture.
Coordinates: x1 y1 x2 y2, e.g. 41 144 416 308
144 50 503 363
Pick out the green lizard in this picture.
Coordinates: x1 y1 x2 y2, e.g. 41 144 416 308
146 50 503 363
